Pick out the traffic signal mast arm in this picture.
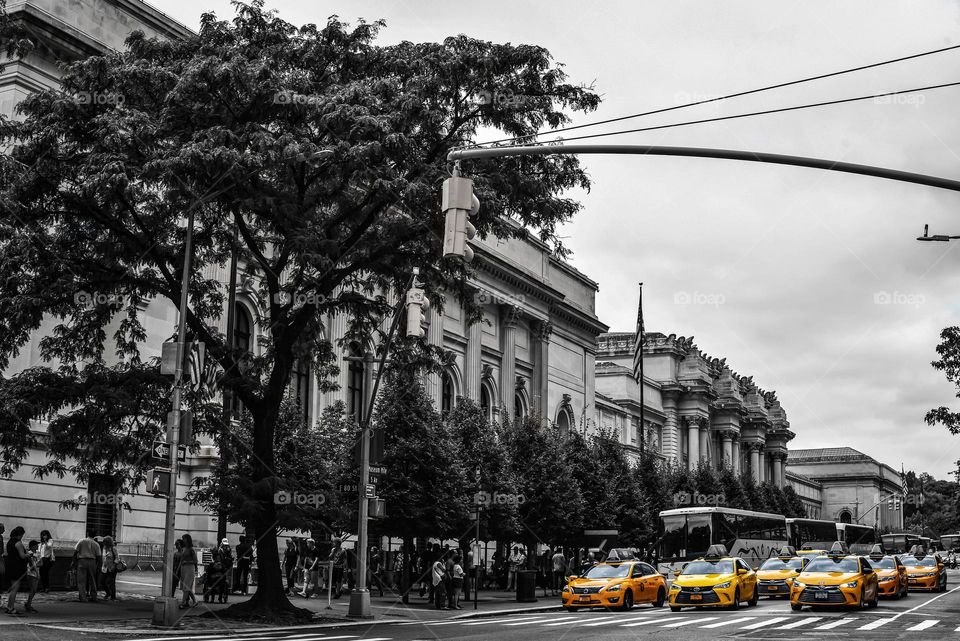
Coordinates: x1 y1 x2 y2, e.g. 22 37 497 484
447 145 960 193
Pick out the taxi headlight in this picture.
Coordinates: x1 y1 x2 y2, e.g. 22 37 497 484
916 572 937 578
604 584 622 592
794 582 805 588
841 580 858 588
562 586 570 593
670 583 681 591
714 581 731 589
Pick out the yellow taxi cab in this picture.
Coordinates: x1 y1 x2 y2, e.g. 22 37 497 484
562 559 667 611
789 542 879 611
756 546 808 598
668 544 758 611
900 546 947 592
866 546 908 599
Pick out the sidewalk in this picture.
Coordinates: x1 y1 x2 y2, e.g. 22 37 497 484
6 572 560 635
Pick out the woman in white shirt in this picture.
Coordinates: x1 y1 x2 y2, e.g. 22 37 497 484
38 531 55 593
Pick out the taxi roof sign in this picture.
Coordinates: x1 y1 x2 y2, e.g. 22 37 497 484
777 545 797 559
704 544 727 559
868 544 884 559
828 541 849 557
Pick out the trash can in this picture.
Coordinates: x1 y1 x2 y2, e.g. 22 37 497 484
516 569 538 602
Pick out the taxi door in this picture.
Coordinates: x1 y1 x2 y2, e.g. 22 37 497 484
737 559 758 598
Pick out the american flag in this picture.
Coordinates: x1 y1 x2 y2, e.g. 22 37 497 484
186 341 220 399
632 282 644 384
901 463 907 497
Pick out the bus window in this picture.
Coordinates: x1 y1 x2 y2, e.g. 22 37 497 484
687 514 712 557
714 512 739 553
661 515 686 560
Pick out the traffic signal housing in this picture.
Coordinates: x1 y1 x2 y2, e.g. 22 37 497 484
442 176 478 261
405 284 430 338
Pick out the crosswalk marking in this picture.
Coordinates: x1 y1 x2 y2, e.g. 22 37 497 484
774 617 822 629
700 617 755 629
541 616 615 627
858 618 892 630
740 617 789 629
581 616 640 627
661 616 717 627
814 618 856 630
461 615 545 626
621 616 682 627
502 617 556 626
905 619 939 631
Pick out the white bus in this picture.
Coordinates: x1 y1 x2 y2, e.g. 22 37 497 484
658 507 788 573
837 522 878 554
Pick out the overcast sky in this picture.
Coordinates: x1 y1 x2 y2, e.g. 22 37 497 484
153 0 960 479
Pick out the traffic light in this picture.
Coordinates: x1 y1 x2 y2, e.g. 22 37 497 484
888 498 894 510
442 176 478 262
405 284 430 338
146 468 173 496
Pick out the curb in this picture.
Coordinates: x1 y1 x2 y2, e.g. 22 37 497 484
28 618 409 635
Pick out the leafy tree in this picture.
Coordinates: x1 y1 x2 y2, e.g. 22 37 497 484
0 1 598 617
741 475 767 512
780 485 807 518
717 466 752 510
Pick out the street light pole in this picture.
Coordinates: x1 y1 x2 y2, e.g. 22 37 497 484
153 208 195 627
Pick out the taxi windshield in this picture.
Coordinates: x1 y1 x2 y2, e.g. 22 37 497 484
804 558 860 573
583 564 630 579
759 558 804 571
873 557 896 569
912 557 937 567
900 556 918 565
682 560 734 575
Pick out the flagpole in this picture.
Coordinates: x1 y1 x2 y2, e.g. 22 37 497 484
638 283 645 454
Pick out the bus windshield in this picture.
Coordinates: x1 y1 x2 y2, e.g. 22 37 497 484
682 560 734 575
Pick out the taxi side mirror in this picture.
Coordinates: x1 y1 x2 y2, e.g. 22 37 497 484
737 568 747 575
672 569 682 577
568 575 578 581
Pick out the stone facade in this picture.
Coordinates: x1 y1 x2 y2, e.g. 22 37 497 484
596 332 795 487
787 447 904 531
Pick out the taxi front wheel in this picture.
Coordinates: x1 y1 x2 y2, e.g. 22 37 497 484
670 605 681 612
654 587 665 608
729 587 740 610
747 585 758 607
791 603 802 612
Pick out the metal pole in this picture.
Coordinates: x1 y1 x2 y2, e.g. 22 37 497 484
348 351 376 618
447 144 960 193
327 560 333 610
218 224 239 542
154 208 194 625
474 506 479 610
638 282 644 454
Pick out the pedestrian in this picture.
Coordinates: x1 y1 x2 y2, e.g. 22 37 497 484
37 531 54 594
329 538 345 599
4 526 28 616
283 538 299 596
72 530 101 603
22 540 39 613
551 547 567 596
203 554 228 604
171 539 183 598
393 545 405 592
91 536 102 597
431 553 447 610
100 536 121 601
216 538 234 594
580 551 597 575
299 539 318 598
445 551 456 609
507 545 523 591
234 535 253 595
538 549 551 597
464 548 474 601
0 523 5 595
451 554 465 610
178 534 198 609
369 545 384 597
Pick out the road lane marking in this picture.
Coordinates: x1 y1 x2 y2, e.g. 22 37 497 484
774 617 822 629
540 616 615 627
740 617 789 629
661 617 717 627
621 616 683 627
814 618 856 630
502 617 556 626
461 616 546 626
905 619 939 631
122 632 305 641
581 616 641 627
858 618 892 630
700 617 755 629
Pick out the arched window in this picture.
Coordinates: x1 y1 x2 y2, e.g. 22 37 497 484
230 303 253 418
514 391 527 419
441 371 454 416
347 344 365 420
556 406 573 437
480 383 492 422
839 510 853 524
292 359 310 424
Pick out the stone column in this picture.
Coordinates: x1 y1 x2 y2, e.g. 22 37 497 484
464 305 482 401
499 305 520 421
774 454 785 488
731 436 741 475
749 443 761 484
662 396 680 463
686 417 700 471
721 432 733 467
699 424 709 466
531 320 552 419
424 304 444 411
324 311 349 408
